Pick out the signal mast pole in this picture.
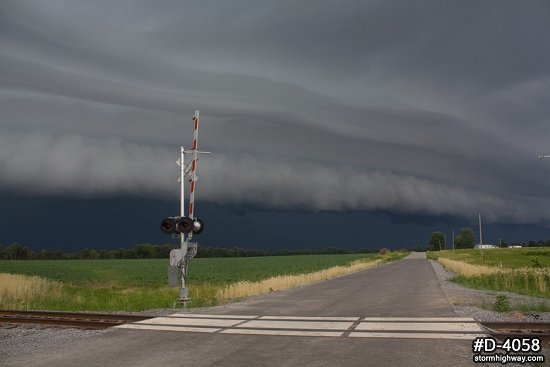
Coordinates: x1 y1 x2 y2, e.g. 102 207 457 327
180 144 186 249
179 144 189 302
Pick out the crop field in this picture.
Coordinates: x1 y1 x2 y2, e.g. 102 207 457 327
428 248 550 301
0 252 407 311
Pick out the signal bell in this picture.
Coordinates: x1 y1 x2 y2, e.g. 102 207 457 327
192 218 204 235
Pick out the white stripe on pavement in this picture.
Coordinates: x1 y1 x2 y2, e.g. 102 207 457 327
354 322 485 332
116 324 220 333
137 317 242 327
117 315 487 340
240 320 354 330
170 313 257 319
258 316 359 321
349 332 485 340
359 317 476 322
220 329 344 337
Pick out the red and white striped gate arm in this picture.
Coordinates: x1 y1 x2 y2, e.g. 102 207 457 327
188 110 200 221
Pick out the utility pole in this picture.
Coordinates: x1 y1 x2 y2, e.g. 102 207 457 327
479 213 483 246
452 230 455 251
479 213 484 259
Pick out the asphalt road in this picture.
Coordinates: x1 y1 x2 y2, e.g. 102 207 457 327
5 253 478 367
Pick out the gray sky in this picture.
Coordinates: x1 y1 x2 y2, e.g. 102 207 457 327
1 0 550 224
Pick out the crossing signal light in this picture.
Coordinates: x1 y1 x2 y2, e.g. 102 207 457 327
160 216 196 235
176 217 194 234
160 217 177 235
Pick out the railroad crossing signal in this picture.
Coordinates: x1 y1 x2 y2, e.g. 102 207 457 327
160 110 210 303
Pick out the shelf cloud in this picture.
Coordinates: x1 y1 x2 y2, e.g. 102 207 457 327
1 1 550 224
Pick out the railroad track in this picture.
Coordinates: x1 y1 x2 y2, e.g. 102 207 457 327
2 311 550 337
0 310 153 329
481 321 550 339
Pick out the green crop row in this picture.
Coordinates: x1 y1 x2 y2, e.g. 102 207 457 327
0 254 381 287
0 252 408 311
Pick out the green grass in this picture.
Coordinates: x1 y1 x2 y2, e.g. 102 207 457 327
428 248 550 302
427 247 550 268
0 252 407 311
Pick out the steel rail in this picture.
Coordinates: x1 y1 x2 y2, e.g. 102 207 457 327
0 310 153 329
481 321 550 339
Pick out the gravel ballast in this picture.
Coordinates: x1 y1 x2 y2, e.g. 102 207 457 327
0 324 109 361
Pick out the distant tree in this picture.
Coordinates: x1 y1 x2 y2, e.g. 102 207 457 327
4 243 32 260
454 228 475 249
134 243 155 259
322 247 347 254
79 248 91 259
38 249 52 260
156 244 176 258
110 248 124 259
428 232 446 251
123 248 136 259
88 249 99 259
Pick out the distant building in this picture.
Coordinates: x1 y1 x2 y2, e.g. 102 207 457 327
508 245 523 248
474 244 498 249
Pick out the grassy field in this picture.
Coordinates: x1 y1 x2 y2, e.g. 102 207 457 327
428 248 550 300
0 252 407 311
427 248 550 268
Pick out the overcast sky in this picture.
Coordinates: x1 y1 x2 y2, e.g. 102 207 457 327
1 1 550 228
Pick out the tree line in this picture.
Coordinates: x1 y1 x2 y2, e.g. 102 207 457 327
0 243 379 261
426 228 550 251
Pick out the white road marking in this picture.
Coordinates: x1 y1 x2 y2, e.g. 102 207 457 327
170 313 257 319
355 322 484 332
119 315 488 340
220 329 344 337
259 316 359 321
360 317 476 322
349 332 485 340
137 317 242 327
241 320 354 330
116 324 220 333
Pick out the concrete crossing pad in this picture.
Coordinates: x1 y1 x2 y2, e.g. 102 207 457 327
116 313 487 340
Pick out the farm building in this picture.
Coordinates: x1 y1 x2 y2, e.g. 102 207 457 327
474 244 498 249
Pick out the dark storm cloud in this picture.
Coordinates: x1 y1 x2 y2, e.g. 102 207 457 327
1 0 550 223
